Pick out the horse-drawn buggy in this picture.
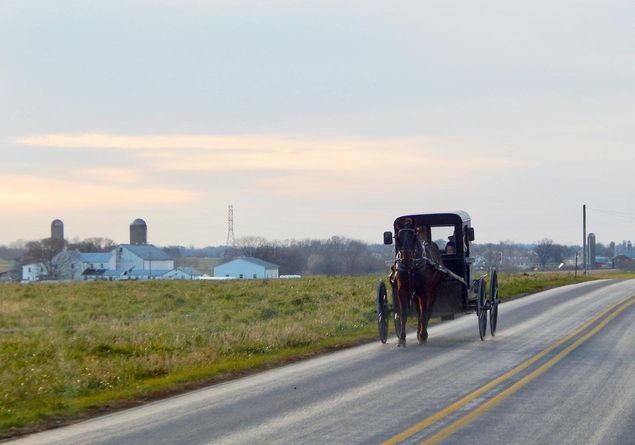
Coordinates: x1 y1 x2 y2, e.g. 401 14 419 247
376 211 499 346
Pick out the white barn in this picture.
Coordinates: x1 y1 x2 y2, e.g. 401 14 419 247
114 244 175 275
213 257 279 279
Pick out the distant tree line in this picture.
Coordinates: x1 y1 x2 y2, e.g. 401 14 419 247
165 236 392 275
0 244 24 261
0 234 627 279
162 245 225 259
238 236 392 275
4 236 391 277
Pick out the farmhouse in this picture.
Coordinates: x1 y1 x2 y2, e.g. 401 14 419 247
213 257 279 279
53 250 116 280
21 263 48 282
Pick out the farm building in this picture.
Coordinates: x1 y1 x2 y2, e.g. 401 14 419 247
102 268 169 280
24 218 201 281
93 244 178 280
114 244 174 273
48 244 200 281
53 250 116 280
104 266 203 281
213 257 279 279
21 263 48 282
0 270 17 282
614 255 634 270
161 267 203 280
51 244 173 280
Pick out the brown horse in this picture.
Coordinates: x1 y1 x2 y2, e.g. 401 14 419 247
390 227 444 347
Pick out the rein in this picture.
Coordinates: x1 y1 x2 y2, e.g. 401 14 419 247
395 228 436 274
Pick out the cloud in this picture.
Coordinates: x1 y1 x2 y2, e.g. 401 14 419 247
15 133 519 175
15 133 343 151
78 167 141 184
0 174 199 215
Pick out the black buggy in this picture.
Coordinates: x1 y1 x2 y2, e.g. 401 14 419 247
376 211 500 343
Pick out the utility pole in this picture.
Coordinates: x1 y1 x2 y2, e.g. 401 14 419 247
582 204 587 276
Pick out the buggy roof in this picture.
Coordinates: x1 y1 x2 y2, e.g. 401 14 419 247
393 211 471 230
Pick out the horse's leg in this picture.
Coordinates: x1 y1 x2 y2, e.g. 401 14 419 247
398 289 408 347
396 279 408 347
419 289 429 343
420 271 441 342
416 294 426 344
424 271 442 332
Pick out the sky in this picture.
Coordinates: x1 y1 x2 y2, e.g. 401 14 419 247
1 0 634 247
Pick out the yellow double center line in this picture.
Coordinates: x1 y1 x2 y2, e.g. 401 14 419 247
382 294 635 445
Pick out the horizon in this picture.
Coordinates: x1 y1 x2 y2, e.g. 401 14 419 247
2 220 627 250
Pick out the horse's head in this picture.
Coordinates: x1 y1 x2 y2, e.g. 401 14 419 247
396 227 422 264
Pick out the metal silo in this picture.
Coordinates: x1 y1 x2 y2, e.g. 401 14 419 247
588 233 596 267
51 219 64 240
130 218 148 245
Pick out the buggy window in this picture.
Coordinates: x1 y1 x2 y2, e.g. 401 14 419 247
431 225 457 253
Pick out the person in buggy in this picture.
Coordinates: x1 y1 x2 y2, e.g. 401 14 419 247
445 235 456 255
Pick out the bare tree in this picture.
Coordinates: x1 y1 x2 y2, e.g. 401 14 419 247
234 236 268 258
67 237 116 253
534 238 555 269
22 238 66 278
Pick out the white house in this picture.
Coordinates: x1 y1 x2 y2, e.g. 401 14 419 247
22 263 48 282
53 250 116 280
213 257 279 279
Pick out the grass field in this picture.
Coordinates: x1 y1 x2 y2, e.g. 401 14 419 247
1 271 633 437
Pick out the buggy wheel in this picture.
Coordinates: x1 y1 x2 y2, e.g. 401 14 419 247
376 281 389 344
489 269 499 336
477 278 487 341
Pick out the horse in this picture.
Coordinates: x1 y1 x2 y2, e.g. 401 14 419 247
390 226 444 347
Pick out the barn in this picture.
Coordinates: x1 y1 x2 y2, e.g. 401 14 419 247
213 257 279 279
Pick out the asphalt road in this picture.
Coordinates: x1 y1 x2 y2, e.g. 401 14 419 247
8 279 635 445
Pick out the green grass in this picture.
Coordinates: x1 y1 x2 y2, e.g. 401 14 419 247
498 271 591 298
0 277 378 436
498 270 635 299
1 271 634 437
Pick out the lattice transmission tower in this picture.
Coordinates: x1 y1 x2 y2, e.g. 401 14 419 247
224 205 236 258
